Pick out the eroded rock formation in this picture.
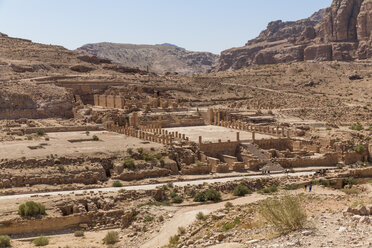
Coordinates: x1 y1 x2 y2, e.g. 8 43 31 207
216 0 372 71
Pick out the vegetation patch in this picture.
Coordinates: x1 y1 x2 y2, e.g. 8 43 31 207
103 231 119 245
259 195 307 233
18 201 46 217
0 235 10 248
233 184 252 196
194 189 221 202
33 236 49 246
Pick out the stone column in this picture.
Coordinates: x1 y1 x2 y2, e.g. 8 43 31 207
236 132 240 142
252 131 256 142
199 136 202 145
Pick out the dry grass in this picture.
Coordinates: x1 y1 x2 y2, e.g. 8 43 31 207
259 195 307 233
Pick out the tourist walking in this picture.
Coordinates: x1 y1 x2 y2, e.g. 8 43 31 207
309 183 312 192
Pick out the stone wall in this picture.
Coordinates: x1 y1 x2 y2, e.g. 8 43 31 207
274 153 339 168
199 141 239 158
181 165 211 175
20 125 104 134
254 138 292 151
114 168 171 181
0 215 91 235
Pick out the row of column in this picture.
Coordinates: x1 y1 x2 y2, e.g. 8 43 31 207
108 123 190 146
214 119 289 138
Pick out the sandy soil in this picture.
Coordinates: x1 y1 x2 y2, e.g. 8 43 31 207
164 125 276 143
0 131 163 159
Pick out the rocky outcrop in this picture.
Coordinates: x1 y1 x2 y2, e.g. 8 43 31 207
216 0 372 71
76 43 219 74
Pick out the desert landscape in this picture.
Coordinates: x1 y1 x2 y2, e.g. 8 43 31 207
0 0 371 247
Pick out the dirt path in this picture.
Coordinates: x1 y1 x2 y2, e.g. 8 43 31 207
141 186 345 248
141 194 267 248
0 172 313 200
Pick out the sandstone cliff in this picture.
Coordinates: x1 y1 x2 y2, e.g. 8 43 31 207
76 43 219 74
216 0 372 71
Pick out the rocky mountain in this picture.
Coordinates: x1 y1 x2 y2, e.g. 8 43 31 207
76 43 219 74
216 0 372 71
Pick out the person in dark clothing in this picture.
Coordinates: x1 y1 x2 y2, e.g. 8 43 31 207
309 183 312 192
304 184 308 191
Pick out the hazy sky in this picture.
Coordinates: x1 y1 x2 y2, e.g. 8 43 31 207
0 0 332 54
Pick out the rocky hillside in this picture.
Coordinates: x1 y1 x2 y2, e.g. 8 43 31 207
216 0 372 71
76 43 219 74
0 33 149 119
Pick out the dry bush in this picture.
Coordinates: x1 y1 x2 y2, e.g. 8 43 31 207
103 231 119 245
259 195 307 233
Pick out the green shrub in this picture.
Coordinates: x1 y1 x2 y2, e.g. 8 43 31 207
44 137 49 141
342 177 356 188
349 123 363 131
259 185 278 194
318 179 329 187
268 110 273 115
289 168 295 173
194 192 206 202
33 236 49 246
85 131 90 136
150 147 155 151
0 235 10 247
137 148 144 154
284 184 298 190
144 216 154 222
103 231 119 245
143 153 155 162
74 230 84 237
259 195 307 233
196 212 207 221
169 235 179 245
171 195 183 204
36 129 45 136
233 184 252 196
177 226 186 235
18 201 46 217
194 189 221 202
112 181 123 187
225 202 233 209
353 144 365 154
221 217 241 231
92 135 99 141
127 148 133 155
118 189 126 194
123 157 135 169
205 189 221 202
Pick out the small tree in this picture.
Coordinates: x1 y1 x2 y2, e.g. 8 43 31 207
92 135 99 141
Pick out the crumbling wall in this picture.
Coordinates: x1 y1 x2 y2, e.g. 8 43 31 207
254 138 292 151
199 141 239 158
275 153 339 168
0 215 91 235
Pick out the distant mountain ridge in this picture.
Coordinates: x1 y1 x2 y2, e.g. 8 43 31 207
76 42 218 74
215 0 372 71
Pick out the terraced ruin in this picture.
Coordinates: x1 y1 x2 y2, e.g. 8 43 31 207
0 0 371 247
